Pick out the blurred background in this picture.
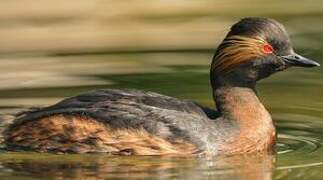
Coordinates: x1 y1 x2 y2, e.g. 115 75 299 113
1 0 323 179
0 0 322 107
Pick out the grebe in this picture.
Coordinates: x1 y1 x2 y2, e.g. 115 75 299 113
4 17 320 155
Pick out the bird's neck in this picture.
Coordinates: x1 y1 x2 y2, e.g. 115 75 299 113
213 84 276 152
214 84 272 128
214 85 264 121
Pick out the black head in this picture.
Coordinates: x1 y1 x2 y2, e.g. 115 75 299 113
211 17 320 87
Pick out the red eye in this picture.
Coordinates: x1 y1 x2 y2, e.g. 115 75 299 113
263 44 274 54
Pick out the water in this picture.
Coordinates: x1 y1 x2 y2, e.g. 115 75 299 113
1 0 323 179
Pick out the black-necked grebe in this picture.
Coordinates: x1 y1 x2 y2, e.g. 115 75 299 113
3 17 320 155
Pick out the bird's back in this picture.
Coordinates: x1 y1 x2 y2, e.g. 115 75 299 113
4 89 221 155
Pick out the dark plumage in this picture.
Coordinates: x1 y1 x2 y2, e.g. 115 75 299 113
3 17 320 155
5 89 229 154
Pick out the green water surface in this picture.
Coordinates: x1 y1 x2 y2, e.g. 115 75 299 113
1 0 323 179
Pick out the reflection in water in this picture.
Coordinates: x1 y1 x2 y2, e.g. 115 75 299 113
1 53 323 179
0 153 274 180
1 0 323 179
2 96 323 180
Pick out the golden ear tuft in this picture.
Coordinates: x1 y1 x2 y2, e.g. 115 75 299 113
211 35 268 74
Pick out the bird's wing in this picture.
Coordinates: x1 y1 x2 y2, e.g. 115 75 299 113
12 89 217 140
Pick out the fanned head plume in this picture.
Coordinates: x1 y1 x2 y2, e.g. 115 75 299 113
211 17 292 75
212 35 269 74
210 17 319 87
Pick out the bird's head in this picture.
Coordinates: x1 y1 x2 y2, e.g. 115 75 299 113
211 17 320 87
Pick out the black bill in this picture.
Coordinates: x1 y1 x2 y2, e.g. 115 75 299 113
281 53 320 67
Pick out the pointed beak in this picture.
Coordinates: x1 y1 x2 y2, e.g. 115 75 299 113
281 53 320 67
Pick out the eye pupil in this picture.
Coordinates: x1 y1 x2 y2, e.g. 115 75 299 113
263 44 273 54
